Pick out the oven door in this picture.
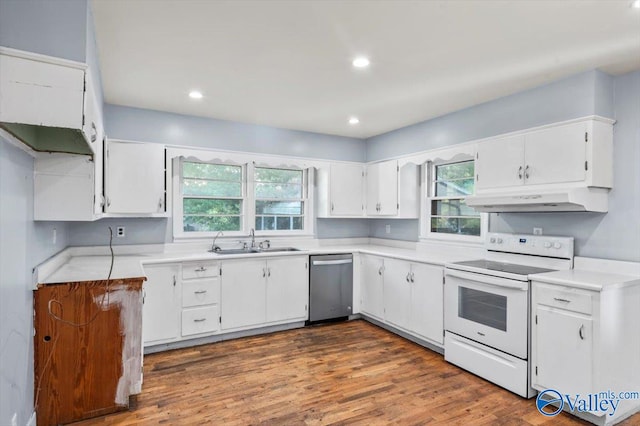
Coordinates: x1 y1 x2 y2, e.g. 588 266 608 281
445 268 528 359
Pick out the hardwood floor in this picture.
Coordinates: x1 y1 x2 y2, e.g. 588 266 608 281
74 320 638 425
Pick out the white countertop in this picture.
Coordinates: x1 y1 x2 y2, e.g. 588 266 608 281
37 242 480 285
529 269 640 292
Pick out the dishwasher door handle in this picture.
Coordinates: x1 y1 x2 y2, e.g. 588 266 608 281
312 259 353 266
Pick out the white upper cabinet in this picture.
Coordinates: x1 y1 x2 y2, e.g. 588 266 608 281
366 160 398 216
475 117 613 192
366 160 419 218
105 140 166 215
316 163 365 217
0 47 99 155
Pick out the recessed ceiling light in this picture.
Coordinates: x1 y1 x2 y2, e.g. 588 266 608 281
189 90 203 99
632 0 640 8
349 117 360 125
352 57 370 68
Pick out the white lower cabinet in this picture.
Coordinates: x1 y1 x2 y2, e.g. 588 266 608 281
266 256 309 323
360 254 385 320
383 258 444 345
142 263 181 345
221 255 309 331
181 260 220 337
532 279 640 425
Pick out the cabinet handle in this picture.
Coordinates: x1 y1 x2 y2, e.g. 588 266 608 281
267 268 271 277
158 197 164 210
378 266 383 276
106 197 111 207
195 266 207 272
263 268 266 278
410 272 415 283
525 165 530 179
194 290 207 294
172 276 176 286
90 122 97 143
579 324 585 340
331 203 334 212
518 166 523 179
193 318 207 323
406 272 410 283
553 297 571 303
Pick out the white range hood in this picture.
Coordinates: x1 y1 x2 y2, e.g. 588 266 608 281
466 187 609 213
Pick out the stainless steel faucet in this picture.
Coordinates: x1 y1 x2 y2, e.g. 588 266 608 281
249 228 256 248
209 231 224 252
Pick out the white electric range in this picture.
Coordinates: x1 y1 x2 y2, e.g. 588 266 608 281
444 232 574 398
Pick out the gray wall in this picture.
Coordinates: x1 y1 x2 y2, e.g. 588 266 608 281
0 139 70 426
0 0 87 62
105 105 365 162
365 70 639 261
67 104 367 246
366 70 613 162
492 71 640 262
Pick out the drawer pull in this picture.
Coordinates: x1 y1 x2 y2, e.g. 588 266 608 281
194 290 208 295
193 318 207 323
553 297 571 303
579 324 585 340
195 266 207 272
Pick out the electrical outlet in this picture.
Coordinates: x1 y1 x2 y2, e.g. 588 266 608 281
116 226 126 238
533 227 543 235
385 224 391 234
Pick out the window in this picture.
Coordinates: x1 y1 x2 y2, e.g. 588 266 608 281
254 167 304 231
181 161 243 232
429 160 480 236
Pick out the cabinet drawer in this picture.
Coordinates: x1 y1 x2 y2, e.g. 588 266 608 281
182 279 220 308
534 283 593 315
181 305 219 336
182 261 219 280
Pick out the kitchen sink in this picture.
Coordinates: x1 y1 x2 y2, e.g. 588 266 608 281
210 247 300 255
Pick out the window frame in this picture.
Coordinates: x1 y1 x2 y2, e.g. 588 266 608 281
420 157 487 243
173 157 314 240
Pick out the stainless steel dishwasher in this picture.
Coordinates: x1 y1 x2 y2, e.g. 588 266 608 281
309 254 353 323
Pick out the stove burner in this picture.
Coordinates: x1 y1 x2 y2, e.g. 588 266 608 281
453 259 556 276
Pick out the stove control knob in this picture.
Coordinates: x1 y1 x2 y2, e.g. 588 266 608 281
544 242 552 248
553 242 562 249
490 237 496 243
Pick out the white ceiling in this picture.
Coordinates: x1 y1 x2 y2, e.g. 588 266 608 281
92 0 640 139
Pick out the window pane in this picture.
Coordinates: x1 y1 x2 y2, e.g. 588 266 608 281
255 168 302 184
431 217 480 235
183 179 242 197
255 183 302 199
255 216 275 231
183 162 241 181
256 200 302 215
435 178 474 197
436 161 474 180
183 215 241 232
183 198 241 215
431 199 476 216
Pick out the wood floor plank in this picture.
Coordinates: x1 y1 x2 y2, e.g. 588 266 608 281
72 320 639 425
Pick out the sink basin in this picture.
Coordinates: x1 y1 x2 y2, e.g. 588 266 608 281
210 247 300 255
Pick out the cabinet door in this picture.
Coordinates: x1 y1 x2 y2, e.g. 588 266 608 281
533 305 593 396
475 135 525 190
366 163 380 215
266 256 309 323
105 140 165 214
377 160 399 215
360 255 385 320
410 263 444 344
220 259 267 330
524 122 586 186
143 264 180 344
330 164 364 215
383 258 412 330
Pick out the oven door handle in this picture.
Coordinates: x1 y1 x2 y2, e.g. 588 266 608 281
445 269 529 291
